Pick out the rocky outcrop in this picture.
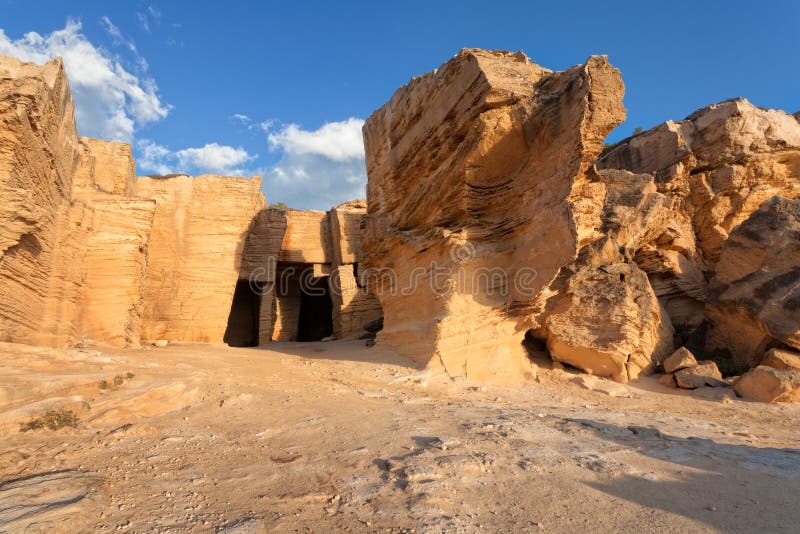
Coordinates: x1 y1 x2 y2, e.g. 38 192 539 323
135 175 266 343
361 48 677 381
706 197 800 364
598 99 800 339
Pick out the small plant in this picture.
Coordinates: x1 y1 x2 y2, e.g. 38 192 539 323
20 410 79 432
270 202 288 211
99 379 108 390
704 347 748 377
114 374 124 386
125 372 135 380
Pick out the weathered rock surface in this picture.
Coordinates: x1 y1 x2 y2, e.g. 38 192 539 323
330 264 383 339
598 99 800 342
537 169 675 382
0 56 79 346
762 348 800 371
674 361 725 389
74 137 136 196
706 197 800 364
278 209 332 264
663 347 698 374
361 48 671 381
734 365 800 403
330 200 366 266
135 174 266 343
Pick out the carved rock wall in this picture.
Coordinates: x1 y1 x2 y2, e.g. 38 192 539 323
135 175 266 343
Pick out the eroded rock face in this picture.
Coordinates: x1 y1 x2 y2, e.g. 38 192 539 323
360 48 678 381
706 196 800 364
598 99 800 338
0 56 80 346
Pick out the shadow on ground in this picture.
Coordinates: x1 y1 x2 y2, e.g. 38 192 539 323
564 418 800 531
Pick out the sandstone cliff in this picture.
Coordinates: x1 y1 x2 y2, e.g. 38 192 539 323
0 56 79 346
361 49 674 382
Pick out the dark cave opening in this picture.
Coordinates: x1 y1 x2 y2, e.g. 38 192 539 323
224 280 262 347
297 276 333 342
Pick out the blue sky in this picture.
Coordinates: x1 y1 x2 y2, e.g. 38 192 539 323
1 1 798 209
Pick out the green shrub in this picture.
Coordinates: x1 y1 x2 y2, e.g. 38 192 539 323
20 410 79 432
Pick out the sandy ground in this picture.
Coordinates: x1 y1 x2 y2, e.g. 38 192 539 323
1 339 799 533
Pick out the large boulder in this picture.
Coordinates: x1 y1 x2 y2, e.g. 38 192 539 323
762 348 800 371
706 197 800 365
674 361 725 389
543 261 673 382
734 365 800 403
663 347 698 374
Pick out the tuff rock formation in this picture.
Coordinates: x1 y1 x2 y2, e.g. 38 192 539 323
361 48 675 382
135 174 266 343
598 99 800 342
0 56 154 348
0 54 378 350
706 196 800 364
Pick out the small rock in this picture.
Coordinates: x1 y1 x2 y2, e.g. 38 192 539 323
365 339 376 347
428 436 460 450
663 347 698 373
674 361 725 389
734 365 800 403
320 335 336 342
761 348 800 371
658 373 677 388
153 339 168 347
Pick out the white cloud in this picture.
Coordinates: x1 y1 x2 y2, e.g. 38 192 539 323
176 144 256 174
136 5 161 32
136 140 257 176
0 19 169 141
262 119 367 209
100 15 148 71
267 117 365 161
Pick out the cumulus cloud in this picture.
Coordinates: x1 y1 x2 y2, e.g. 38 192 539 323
137 140 257 176
263 118 367 209
268 118 365 161
0 19 169 141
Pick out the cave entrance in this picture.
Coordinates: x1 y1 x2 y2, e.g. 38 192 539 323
224 280 262 347
297 276 334 341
